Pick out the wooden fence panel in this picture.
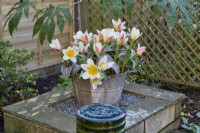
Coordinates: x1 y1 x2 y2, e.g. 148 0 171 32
82 0 200 87
1 0 73 72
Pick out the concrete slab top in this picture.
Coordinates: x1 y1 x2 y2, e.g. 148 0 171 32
124 83 185 102
3 83 185 133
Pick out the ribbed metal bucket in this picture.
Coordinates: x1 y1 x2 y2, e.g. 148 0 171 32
72 71 128 107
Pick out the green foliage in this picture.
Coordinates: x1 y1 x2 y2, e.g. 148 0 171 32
4 0 198 45
95 0 198 30
148 0 198 30
127 64 164 88
52 75 72 91
0 40 38 107
124 0 134 17
33 4 72 44
4 0 36 36
5 0 73 45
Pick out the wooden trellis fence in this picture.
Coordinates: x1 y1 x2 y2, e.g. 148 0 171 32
80 0 200 87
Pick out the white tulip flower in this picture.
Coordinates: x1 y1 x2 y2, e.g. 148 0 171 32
98 55 114 71
112 19 126 31
77 42 90 54
62 46 79 63
50 39 62 50
81 58 101 80
91 78 102 89
93 42 103 54
129 27 142 42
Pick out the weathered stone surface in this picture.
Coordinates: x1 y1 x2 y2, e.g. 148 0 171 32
145 104 175 133
159 118 180 133
29 107 76 133
4 113 53 133
3 88 74 114
27 122 54 133
3 89 76 133
4 113 30 133
175 102 182 119
126 122 144 133
3 83 185 133
126 97 171 125
124 83 185 102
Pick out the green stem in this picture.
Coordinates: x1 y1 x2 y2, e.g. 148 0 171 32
130 41 134 49
122 65 125 72
114 45 121 63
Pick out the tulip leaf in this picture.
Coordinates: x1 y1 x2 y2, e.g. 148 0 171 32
72 63 81 75
61 64 72 77
123 49 131 66
111 62 120 75
130 49 136 59
102 45 113 53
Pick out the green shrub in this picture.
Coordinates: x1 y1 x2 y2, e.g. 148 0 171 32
52 75 72 91
0 40 38 107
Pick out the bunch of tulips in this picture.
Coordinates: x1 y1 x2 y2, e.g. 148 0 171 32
50 19 146 89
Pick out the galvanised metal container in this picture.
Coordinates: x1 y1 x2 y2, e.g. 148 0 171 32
77 104 126 133
72 71 128 107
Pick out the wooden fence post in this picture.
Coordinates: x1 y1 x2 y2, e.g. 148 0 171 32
0 0 3 39
36 0 43 65
69 0 75 43
79 0 89 32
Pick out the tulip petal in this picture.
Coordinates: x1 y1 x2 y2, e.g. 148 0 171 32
70 57 77 63
63 55 69 60
87 58 94 65
82 72 90 79
99 55 107 63
81 64 87 71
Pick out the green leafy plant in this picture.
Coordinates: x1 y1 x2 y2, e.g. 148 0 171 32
52 75 72 90
148 0 198 30
4 0 79 44
94 0 198 30
0 40 38 107
5 0 198 45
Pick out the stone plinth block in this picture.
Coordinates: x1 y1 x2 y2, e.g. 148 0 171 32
3 83 185 133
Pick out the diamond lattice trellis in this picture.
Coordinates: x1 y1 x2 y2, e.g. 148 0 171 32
86 0 200 87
